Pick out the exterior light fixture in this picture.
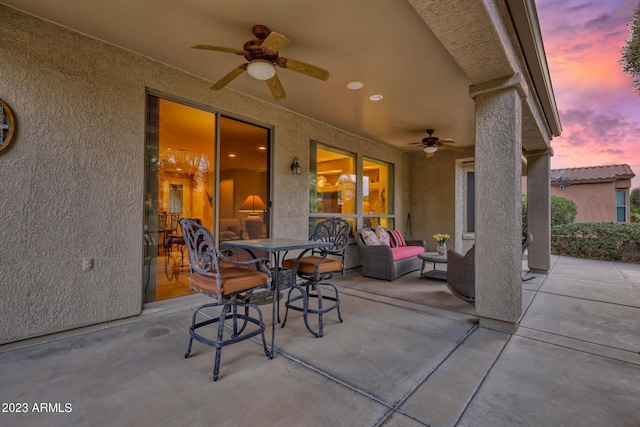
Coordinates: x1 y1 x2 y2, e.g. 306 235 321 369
247 60 276 80
423 146 438 154
290 157 302 175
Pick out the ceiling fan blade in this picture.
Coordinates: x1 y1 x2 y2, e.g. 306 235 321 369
439 138 455 144
439 144 464 152
191 45 242 54
265 74 286 100
210 65 246 90
279 57 329 81
261 31 291 53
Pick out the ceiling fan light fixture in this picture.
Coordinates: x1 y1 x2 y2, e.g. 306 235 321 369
247 60 276 80
423 146 438 154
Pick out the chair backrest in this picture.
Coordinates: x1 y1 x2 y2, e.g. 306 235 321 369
446 246 475 303
168 214 181 233
158 213 168 230
522 232 533 254
310 218 351 256
179 218 221 276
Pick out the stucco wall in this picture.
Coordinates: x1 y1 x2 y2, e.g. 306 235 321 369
0 5 409 343
409 148 475 253
551 183 616 223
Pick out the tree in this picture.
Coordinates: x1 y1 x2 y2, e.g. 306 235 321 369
621 5 640 94
631 187 640 210
522 194 577 231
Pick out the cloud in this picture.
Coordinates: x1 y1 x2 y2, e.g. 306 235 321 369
586 13 613 30
537 0 640 188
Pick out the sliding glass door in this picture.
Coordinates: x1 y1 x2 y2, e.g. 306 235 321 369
143 95 270 303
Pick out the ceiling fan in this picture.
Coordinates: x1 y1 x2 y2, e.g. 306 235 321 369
409 129 463 158
192 24 329 101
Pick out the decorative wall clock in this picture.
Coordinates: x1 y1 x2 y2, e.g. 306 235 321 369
0 98 16 154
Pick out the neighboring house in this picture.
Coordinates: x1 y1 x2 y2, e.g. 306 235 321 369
0 0 560 343
551 164 636 223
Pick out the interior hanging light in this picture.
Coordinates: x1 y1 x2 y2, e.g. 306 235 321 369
423 146 438 154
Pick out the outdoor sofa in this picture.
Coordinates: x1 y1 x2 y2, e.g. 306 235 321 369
355 227 426 281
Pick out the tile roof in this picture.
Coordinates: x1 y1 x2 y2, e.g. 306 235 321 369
550 164 635 185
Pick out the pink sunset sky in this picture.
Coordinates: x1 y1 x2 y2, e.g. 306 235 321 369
536 0 640 189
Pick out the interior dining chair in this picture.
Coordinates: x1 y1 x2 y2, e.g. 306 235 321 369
281 218 350 337
165 214 186 266
179 218 271 381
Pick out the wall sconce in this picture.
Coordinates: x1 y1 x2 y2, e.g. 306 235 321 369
290 157 302 175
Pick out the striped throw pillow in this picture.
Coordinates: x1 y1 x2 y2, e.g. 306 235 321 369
389 230 407 247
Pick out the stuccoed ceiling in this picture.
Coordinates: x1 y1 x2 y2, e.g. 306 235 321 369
1 0 477 152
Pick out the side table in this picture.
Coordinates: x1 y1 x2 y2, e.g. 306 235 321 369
418 252 447 281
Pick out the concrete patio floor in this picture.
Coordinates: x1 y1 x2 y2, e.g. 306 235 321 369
1 255 639 426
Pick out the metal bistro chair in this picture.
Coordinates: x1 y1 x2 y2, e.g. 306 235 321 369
179 218 270 381
281 218 350 337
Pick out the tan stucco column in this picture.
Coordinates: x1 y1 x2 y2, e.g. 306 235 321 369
471 77 524 332
526 152 551 273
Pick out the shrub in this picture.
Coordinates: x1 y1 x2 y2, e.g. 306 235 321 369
551 222 640 262
550 194 577 225
522 194 577 231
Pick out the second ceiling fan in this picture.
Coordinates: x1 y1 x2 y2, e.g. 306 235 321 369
192 24 329 101
409 129 463 158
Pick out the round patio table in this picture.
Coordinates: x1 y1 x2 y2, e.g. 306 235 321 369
418 252 447 281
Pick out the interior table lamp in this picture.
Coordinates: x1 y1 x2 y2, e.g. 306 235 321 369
240 195 267 239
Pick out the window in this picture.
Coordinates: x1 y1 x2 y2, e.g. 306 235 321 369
219 116 270 240
466 171 475 233
363 157 394 229
455 159 475 253
309 142 395 235
310 142 356 235
616 190 627 222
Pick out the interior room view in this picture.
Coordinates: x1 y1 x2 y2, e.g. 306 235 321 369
147 98 396 302
145 98 270 302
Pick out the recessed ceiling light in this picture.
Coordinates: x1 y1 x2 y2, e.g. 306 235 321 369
258 146 266 150
369 94 383 101
228 154 236 158
346 81 364 90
